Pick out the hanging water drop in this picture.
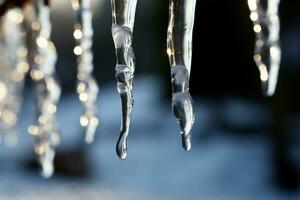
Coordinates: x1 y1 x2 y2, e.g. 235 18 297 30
26 0 61 178
248 0 281 96
167 0 196 151
71 0 99 144
111 0 137 159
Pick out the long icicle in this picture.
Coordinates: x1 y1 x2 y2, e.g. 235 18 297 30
27 0 61 178
71 0 99 144
111 0 137 159
248 0 281 96
0 8 28 147
167 0 196 151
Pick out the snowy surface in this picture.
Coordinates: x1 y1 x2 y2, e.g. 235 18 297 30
0 76 299 200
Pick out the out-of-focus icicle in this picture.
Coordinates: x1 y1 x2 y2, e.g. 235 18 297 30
111 0 137 159
27 0 61 178
0 9 28 147
248 0 281 96
71 0 99 144
167 0 196 151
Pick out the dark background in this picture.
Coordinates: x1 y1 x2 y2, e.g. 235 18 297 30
0 0 300 199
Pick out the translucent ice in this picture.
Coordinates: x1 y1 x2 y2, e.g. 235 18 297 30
27 0 61 178
248 0 281 96
71 0 99 143
167 0 196 151
111 0 137 159
0 9 28 147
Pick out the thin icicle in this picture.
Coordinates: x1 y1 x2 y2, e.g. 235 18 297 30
111 0 137 159
27 0 61 178
0 9 28 147
71 0 99 144
167 0 196 151
248 0 281 96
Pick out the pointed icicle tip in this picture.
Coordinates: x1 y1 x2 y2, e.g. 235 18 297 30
172 91 195 152
116 134 128 160
40 149 55 178
182 133 192 151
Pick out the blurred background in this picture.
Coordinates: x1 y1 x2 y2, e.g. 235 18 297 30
0 0 300 199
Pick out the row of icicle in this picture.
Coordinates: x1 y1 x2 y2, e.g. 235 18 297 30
0 0 281 177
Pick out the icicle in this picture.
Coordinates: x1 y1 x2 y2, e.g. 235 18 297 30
71 0 99 144
0 9 28 147
248 0 281 96
27 0 61 178
111 0 137 159
167 0 196 151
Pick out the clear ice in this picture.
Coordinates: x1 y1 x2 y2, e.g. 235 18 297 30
167 0 196 151
0 9 28 147
248 0 281 96
71 0 99 144
111 0 137 159
26 0 61 178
